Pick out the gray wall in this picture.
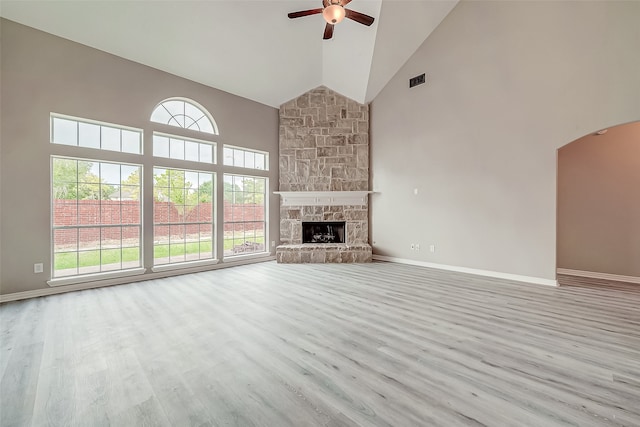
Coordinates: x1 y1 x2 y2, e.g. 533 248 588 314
0 19 279 296
558 122 640 277
370 1 640 281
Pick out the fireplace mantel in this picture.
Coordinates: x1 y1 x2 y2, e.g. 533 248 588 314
274 191 373 207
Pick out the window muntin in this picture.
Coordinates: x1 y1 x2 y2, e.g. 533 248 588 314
223 174 267 256
150 99 218 135
51 114 142 154
153 168 215 265
52 157 142 277
223 145 268 171
153 133 215 164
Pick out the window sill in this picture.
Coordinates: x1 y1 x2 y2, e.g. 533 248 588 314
151 258 219 273
48 267 147 287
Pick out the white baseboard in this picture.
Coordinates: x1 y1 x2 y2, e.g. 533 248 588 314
0 256 275 303
373 255 558 287
556 268 640 285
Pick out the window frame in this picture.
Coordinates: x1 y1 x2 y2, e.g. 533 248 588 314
152 131 217 164
50 113 143 155
151 166 217 269
150 98 219 135
49 155 144 284
223 144 269 171
223 173 269 258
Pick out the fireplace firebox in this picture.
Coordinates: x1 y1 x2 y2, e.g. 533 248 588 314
302 221 345 244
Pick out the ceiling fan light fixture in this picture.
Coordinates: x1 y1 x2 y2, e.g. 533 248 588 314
323 4 345 24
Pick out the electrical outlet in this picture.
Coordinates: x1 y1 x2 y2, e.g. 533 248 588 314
34 263 44 274
429 245 435 253
410 243 415 250
415 244 420 251
271 241 276 248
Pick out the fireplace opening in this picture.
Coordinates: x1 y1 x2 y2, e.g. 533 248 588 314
302 221 345 244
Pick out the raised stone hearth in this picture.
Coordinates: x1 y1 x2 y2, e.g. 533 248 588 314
276 244 372 264
277 87 371 263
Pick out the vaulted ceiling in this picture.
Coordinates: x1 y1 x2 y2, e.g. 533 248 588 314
0 0 458 107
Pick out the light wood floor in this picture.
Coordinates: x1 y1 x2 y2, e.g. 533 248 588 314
1 261 639 426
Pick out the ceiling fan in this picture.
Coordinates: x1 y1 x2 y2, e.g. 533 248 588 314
288 0 375 40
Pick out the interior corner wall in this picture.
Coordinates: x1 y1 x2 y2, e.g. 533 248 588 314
370 1 640 282
0 19 279 297
557 122 640 278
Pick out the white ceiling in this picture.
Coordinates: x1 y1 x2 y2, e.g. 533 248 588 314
0 0 458 107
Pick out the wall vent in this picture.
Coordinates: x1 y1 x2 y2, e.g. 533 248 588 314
409 73 426 88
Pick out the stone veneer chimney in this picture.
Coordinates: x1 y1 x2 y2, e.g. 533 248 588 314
276 86 372 263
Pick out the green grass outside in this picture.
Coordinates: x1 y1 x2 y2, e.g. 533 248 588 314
54 247 140 270
54 236 265 270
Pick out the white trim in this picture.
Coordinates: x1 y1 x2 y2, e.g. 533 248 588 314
274 191 372 207
557 268 640 285
48 268 147 287
1 256 276 303
372 255 558 287
152 258 219 273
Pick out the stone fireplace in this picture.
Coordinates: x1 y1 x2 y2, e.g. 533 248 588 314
276 86 372 263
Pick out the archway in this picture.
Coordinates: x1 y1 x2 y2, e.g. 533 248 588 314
556 121 640 285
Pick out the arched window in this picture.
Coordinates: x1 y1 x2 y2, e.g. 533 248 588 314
150 98 218 135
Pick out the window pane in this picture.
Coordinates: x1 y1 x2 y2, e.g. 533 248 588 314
197 118 214 134
122 186 140 206
200 144 213 164
185 141 199 162
184 102 203 122
53 199 77 226
54 228 78 253
246 151 257 169
170 138 184 160
121 165 138 185
53 183 78 203
224 147 234 166
101 127 121 152
100 163 120 185
163 100 184 118
255 153 265 170
79 228 100 251
184 171 198 188
150 106 172 124
54 252 77 276
79 122 100 149
122 130 141 154
52 118 77 146
78 250 101 274
154 135 170 158
53 158 78 183
233 150 244 168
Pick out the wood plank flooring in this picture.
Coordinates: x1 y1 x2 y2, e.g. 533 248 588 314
1 261 639 426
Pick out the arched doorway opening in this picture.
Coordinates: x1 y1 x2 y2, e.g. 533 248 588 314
556 121 640 285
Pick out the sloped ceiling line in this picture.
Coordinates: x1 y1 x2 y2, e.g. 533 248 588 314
0 0 458 107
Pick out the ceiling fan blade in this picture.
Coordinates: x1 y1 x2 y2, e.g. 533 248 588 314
341 0 353 6
288 8 323 19
323 23 334 40
345 9 375 26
